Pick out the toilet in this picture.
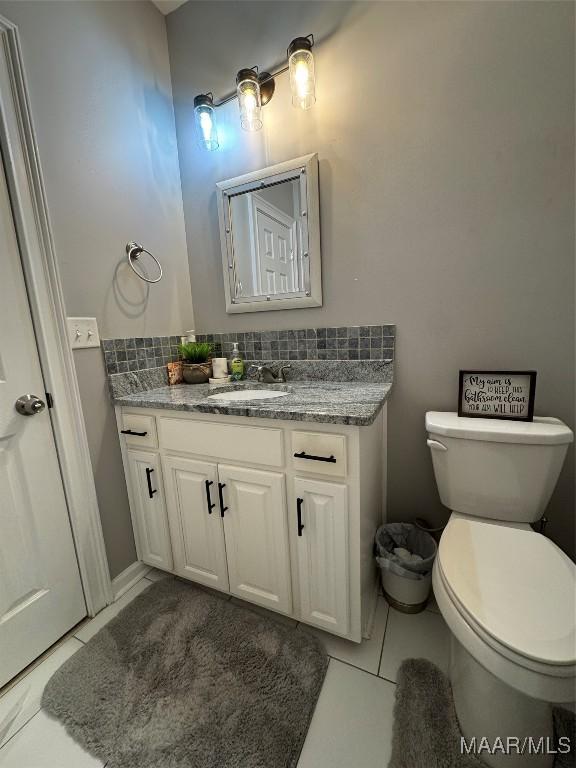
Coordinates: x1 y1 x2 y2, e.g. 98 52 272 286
426 412 575 768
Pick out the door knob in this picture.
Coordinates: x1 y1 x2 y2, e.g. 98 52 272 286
15 394 46 416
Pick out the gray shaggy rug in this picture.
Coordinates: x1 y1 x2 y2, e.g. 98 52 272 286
42 578 327 768
389 659 575 768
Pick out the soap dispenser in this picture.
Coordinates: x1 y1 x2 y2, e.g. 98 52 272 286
230 342 244 381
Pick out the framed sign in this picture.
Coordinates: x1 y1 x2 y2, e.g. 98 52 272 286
458 370 536 422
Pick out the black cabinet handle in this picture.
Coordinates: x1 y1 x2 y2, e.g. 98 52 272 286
296 497 305 536
205 480 215 514
121 429 148 437
217 482 228 518
294 451 336 464
145 467 157 499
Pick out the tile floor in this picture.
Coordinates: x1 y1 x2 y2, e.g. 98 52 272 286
0 570 450 768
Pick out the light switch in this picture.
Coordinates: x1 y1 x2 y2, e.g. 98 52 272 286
67 317 100 349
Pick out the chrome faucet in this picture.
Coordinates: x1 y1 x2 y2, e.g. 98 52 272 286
254 365 291 383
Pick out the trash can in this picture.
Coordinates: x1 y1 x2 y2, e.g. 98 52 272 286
375 523 437 613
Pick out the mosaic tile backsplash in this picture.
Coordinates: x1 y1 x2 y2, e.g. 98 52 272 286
196 325 395 362
102 326 395 376
102 336 181 375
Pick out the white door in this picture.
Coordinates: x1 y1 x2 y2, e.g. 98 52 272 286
252 197 297 296
0 158 85 687
219 465 292 615
293 478 350 636
162 456 228 591
125 449 173 571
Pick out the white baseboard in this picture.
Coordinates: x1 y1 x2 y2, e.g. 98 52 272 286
111 561 151 601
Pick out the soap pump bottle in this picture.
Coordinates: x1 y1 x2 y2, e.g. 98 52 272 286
230 342 244 381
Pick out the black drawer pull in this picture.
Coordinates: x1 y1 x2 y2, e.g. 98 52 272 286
218 482 228 518
205 480 215 514
121 429 148 437
145 467 157 499
296 497 305 536
294 451 336 464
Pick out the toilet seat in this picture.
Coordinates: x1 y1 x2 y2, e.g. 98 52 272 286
434 516 576 702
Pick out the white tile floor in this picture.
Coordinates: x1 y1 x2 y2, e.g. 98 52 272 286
0 570 450 768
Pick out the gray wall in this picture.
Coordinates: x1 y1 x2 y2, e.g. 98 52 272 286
1 0 194 577
168 2 575 556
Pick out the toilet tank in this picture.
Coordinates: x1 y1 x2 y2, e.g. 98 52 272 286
425 412 573 523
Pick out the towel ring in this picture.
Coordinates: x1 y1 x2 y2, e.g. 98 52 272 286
126 241 163 284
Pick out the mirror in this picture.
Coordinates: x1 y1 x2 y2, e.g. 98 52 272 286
217 154 322 313
228 180 304 298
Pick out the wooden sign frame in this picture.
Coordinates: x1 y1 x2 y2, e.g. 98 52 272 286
458 370 537 422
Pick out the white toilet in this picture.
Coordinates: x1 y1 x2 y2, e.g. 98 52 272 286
426 412 575 768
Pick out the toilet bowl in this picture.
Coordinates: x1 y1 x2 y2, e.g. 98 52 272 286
426 412 575 767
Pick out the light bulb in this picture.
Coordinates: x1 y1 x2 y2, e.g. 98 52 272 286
199 111 213 142
244 92 257 124
236 69 263 132
193 94 218 151
294 60 311 100
288 37 316 110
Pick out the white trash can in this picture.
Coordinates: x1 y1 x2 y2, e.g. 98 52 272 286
375 523 437 613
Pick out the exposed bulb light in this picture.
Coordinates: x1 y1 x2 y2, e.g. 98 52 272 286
194 36 316 150
236 69 263 132
193 93 218 151
288 36 316 110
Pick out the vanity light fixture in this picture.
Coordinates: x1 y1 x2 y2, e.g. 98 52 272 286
193 93 219 151
288 35 316 110
193 35 316 145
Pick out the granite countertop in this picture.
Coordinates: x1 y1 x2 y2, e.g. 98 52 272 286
113 380 391 426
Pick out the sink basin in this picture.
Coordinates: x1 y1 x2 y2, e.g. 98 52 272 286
207 389 289 402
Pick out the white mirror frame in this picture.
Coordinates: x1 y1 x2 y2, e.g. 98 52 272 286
217 153 322 313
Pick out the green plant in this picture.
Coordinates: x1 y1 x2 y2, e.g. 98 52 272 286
178 341 213 364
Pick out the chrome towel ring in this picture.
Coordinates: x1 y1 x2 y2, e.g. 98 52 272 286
126 241 163 284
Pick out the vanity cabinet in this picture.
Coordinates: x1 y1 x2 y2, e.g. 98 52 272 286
117 406 387 642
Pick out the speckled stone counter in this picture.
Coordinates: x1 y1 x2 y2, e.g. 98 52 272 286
113 380 391 427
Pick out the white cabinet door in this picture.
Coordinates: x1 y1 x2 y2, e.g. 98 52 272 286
293 477 350 636
126 449 173 570
219 465 292 615
162 456 229 591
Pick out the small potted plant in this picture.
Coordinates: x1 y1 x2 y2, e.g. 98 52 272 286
179 341 213 384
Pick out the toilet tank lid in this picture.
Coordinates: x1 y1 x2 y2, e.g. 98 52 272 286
426 412 574 445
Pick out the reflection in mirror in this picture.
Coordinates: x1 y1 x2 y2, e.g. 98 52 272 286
228 178 305 300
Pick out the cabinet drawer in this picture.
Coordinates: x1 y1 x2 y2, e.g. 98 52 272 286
120 412 157 448
291 431 347 477
159 418 284 467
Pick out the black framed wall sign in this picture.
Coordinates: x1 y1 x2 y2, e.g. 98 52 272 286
458 371 537 421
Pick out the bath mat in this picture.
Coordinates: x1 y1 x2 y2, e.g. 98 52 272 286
42 578 328 768
388 659 575 768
